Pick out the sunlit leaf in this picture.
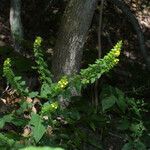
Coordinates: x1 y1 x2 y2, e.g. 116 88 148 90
29 113 46 143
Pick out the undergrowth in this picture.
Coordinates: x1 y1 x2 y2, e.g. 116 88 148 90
1 37 149 150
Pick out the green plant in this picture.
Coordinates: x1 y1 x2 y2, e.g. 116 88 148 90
3 58 29 96
19 147 64 150
0 133 23 150
3 38 122 98
100 85 147 150
80 41 121 84
1 37 122 149
33 37 53 86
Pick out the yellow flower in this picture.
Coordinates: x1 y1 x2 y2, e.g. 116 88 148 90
50 102 58 109
35 36 42 45
4 58 11 65
114 50 120 57
114 59 119 63
58 77 68 89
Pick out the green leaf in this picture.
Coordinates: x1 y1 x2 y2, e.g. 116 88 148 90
116 96 127 113
29 113 46 143
134 141 146 150
118 119 130 130
32 124 45 143
114 88 127 112
115 88 124 97
97 73 101 78
129 122 145 137
19 146 64 150
91 78 95 83
14 76 22 81
89 122 96 131
0 114 13 128
19 81 26 86
29 91 39 98
0 133 16 146
41 102 58 114
102 95 116 112
80 41 122 86
40 83 51 98
11 118 27 126
122 142 133 150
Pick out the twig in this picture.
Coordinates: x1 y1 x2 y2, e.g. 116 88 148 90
98 0 104 58
94 0 104 109
108 132 124 140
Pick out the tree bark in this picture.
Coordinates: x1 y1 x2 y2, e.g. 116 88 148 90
10 0 23 53
52 0 98 81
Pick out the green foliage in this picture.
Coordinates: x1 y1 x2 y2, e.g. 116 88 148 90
29 113 46 143
41 101 59 114
0 114 13 128
2 37 123 149
33 36 53 85
0 133 16 147
3 37 148 149
122 141 146 150
3 58 29 96
100 85 147 149
102 95 116 111
0 133 23 150
3 38 122 99
20 146 64 150
80 41 122 84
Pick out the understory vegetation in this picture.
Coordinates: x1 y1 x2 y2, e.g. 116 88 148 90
0 0 149 150
0 39 149 150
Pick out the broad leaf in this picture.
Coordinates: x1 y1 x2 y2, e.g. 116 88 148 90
0 114 13 128
40 83 51 98
116 96 127 113
134 141 146 150
122 142 133 150
102 95 116 112
29 113 46 143
29 91 39 98
117 119 130 130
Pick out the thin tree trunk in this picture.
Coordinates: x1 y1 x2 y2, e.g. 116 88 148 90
10 0 23 53
52 0 98 81
94 0 104 109
110 0 150 69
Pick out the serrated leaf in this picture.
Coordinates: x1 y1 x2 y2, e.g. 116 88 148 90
30 113 46 143
32 123 45 143
102 95 116 112
40 83 51 98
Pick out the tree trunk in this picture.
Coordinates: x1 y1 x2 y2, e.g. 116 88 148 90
52 0 98 81
10 0 23 53
110 0 150 69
